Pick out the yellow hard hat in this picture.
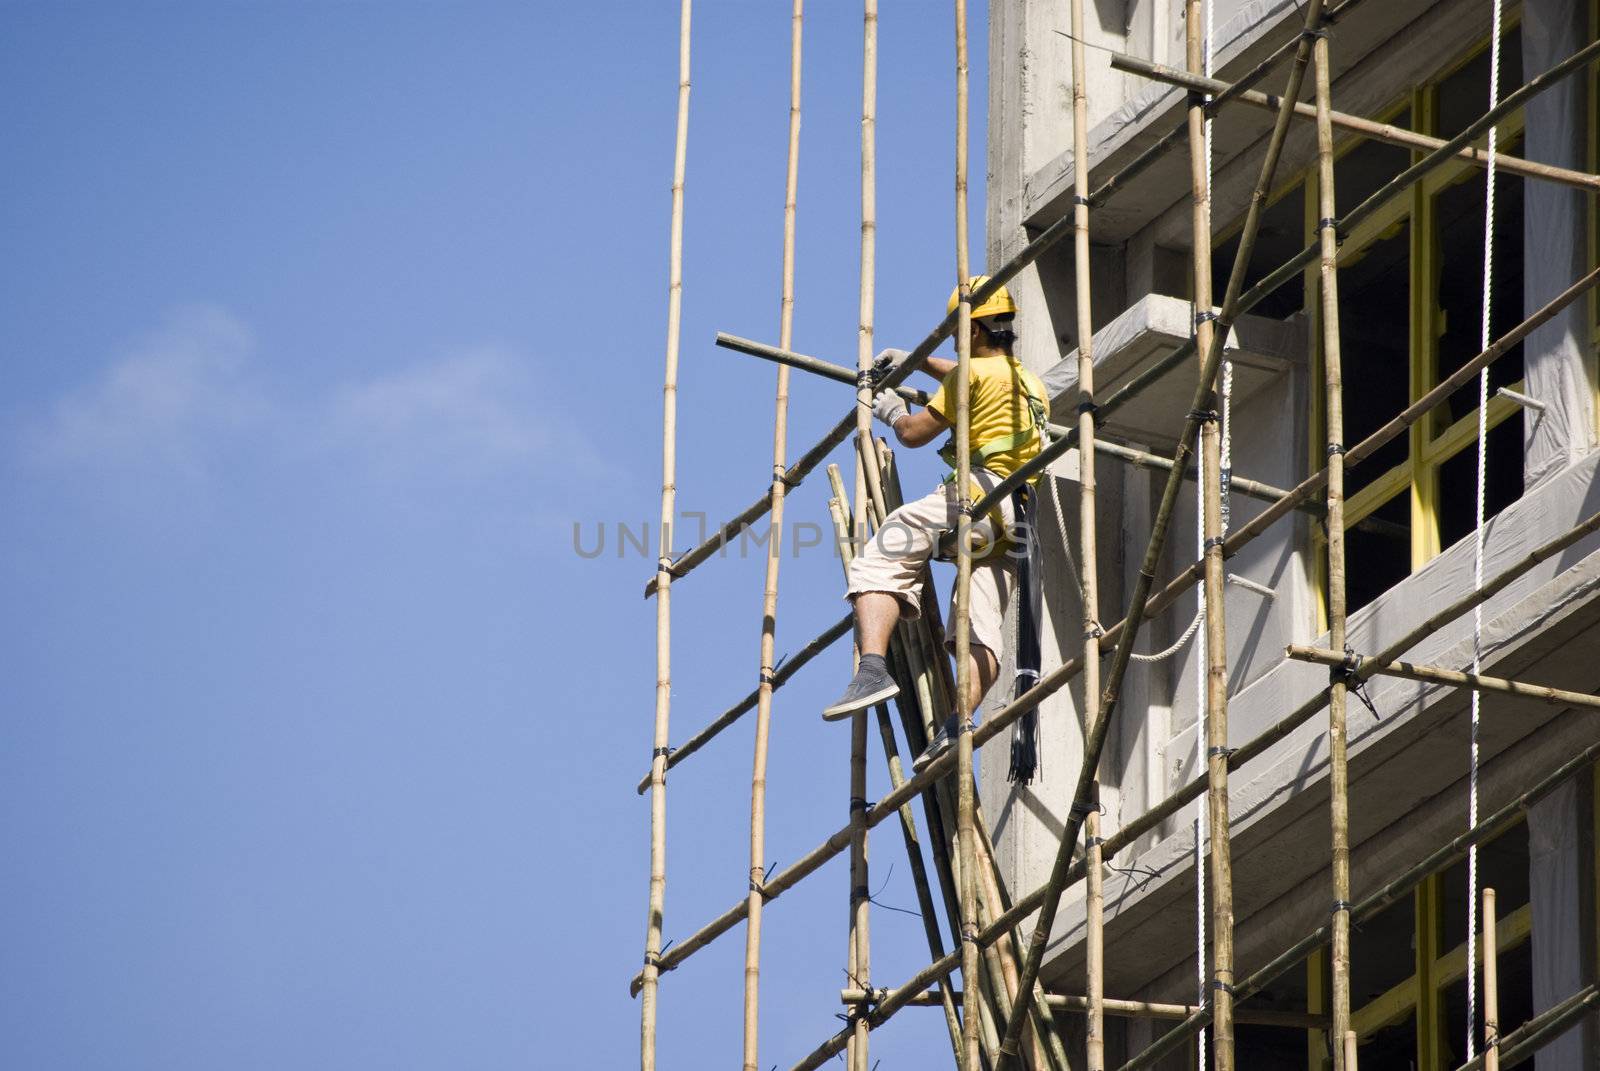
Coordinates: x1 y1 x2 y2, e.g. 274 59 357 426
947 275 1017 322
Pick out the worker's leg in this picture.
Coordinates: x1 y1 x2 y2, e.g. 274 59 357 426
824 485 948 720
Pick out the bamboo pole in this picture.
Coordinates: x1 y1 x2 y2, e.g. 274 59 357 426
1309 30 1354 1070
1116 737 1600 1071
952 1 979 1065
630 492 1600 1004
1483 888 1499 1071
634 612 851 794
1109 54 1600 192
1343 1032 1359 1070
1285 647 1600 711
996 4 1329 1062
840 989 1330 1027
640 1 690 1065
1471 983 1600 1069
741 7 802 1067
845 6 878 1068
1185 0 1237 1064
1066 0 1108 1060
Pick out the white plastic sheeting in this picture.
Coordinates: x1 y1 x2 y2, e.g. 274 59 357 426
1522 0 1595 488
1527 778 1589 1068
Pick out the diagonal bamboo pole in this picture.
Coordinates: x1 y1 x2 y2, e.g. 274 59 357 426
1286 646 1600 710
1184 0 1236 1064
1460 983 1600 1070
997 3 1329 1061
1065 0 1108 1062
1108 54 1600 192
634 612 851 794
1310 31 1355 1069
742 6 802 1067
640 1 690 1066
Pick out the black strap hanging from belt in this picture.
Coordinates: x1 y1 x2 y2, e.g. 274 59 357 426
1008 485 1043 785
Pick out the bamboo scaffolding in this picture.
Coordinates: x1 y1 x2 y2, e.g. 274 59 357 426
840 989 1329 1027
741 6 802 1067
1108 54 1600 193
1286 647 1600 711
845 6 878 1068
865 446 1070 1070
640 0 1383 601
973 39 1600 529
1483 888 1500 1071
1458 983 1600 1070
1065 0 1107 1062
639 1 690 1065
1343 1032 1359 1070
634 612 851 794
713 329 1409 541
823 480 968 1065
1185 0 1236 1064
1309 27 1355 1070
1116 736 1600 1071
997 4 1329 1061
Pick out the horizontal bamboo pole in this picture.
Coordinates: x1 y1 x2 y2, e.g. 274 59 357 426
1109 53 1600 192
1117 736 1600 1071
1286 646 1600 711
638 0 1377 600
1450 983 1600 1071
634 612 852 793
838 989 1329 1028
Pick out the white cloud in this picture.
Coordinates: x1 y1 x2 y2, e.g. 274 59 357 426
22 306 271 477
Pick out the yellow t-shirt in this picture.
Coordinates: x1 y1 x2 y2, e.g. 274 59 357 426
925 355 1048 481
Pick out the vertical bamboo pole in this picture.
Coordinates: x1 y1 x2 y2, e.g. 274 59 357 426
641 3 691 1068
952 0 978 1066
1343 1032 1359 1070
1185 2 1235 1067
847 6 877 1069
1067 0 1107 1064
742 6 802 1069
1483 888 1500 1071
1311 31 1353 1071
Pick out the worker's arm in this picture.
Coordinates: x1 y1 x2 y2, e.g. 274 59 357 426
873 389 950 449
890 407 950 448
922 355 958 379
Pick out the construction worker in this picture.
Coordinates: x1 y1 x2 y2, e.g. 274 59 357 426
823 276 1047 770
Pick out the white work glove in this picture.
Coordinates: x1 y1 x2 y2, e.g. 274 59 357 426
872 388 910 430
866 347 911 389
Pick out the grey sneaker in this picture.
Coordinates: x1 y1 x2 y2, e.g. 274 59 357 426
822 657 899 721
912 718 957 773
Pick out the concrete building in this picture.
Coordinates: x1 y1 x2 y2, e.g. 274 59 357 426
981 0 1600 1065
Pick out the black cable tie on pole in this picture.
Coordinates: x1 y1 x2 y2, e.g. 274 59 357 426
1073 194 1091 207
1077 398 1100 416
1085 835 1105 849
849 797 870 813
653 746 674 759
851 885 871 903
1302 26 1331 40
1332 899 1352 915
764 861 779 883
961 928 980 943
1088 620 1107 638
1317 216 1347 245
657 555 676 572
1195 310 1220 325
758 667 776 684
1332 648 1382 721
855 368 875 390
1070 799 1101 820
1189 408 1220 424
1204 535 1226 552
1207 745 1237 759
1326 442 1346 457
1211 978 1236 995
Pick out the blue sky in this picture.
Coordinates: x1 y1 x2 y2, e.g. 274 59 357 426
0 2 990 1067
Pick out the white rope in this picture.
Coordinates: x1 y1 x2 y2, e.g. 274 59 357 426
1197 4 1216 1056
1466 2 1503 1060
